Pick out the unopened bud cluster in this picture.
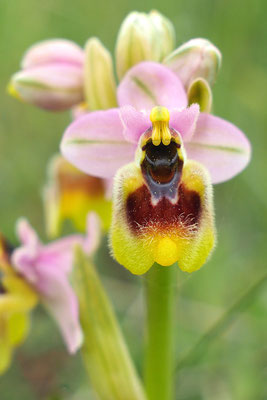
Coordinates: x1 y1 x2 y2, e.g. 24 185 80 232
8 11 221 114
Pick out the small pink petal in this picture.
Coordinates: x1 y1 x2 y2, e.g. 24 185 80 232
117 61 187 111
22 39 84 69
186 113 251 183
40 269 83 354
120 106 150 143
61 109 136 178
16 218 40 247
11 246 39 285
170 104 200 141
38 235 83 274
29 215 100 276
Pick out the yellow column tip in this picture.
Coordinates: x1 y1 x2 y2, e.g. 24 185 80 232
150 106 170 123
150 107 171 146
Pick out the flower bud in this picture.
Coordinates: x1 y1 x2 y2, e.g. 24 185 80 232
164 38 222 89
43 154 112 238
21 39 84 69
115 11 175 80
149 10 175 60
187 77 212 113
8 39 85 111
84 38 117 110
8 64 84 111
115 12 154 80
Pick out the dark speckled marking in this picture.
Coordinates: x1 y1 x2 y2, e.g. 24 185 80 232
126 183 201 234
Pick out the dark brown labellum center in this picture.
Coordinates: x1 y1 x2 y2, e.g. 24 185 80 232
141 140 183 200
145 141 178 184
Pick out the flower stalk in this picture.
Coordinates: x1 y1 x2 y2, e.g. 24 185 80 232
145 263 176 400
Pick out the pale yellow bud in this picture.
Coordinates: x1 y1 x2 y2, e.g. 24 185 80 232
115 12 155 79
149 10 175 61
115 11 176 80
84 37 117 110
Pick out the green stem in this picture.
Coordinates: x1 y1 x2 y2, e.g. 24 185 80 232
144 263 176 400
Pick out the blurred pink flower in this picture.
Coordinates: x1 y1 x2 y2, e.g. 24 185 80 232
61 62 251 184
11 213 100 353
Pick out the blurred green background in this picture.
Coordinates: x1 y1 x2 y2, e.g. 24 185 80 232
0 0 266 399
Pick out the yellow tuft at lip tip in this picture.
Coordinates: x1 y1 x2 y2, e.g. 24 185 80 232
154 237 178 266
150 106 171 146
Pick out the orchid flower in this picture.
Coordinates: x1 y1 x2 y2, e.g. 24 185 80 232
11 213 100 354
111 106 216 274
44 154 112 237
61 62 251 185
60 61 250 274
